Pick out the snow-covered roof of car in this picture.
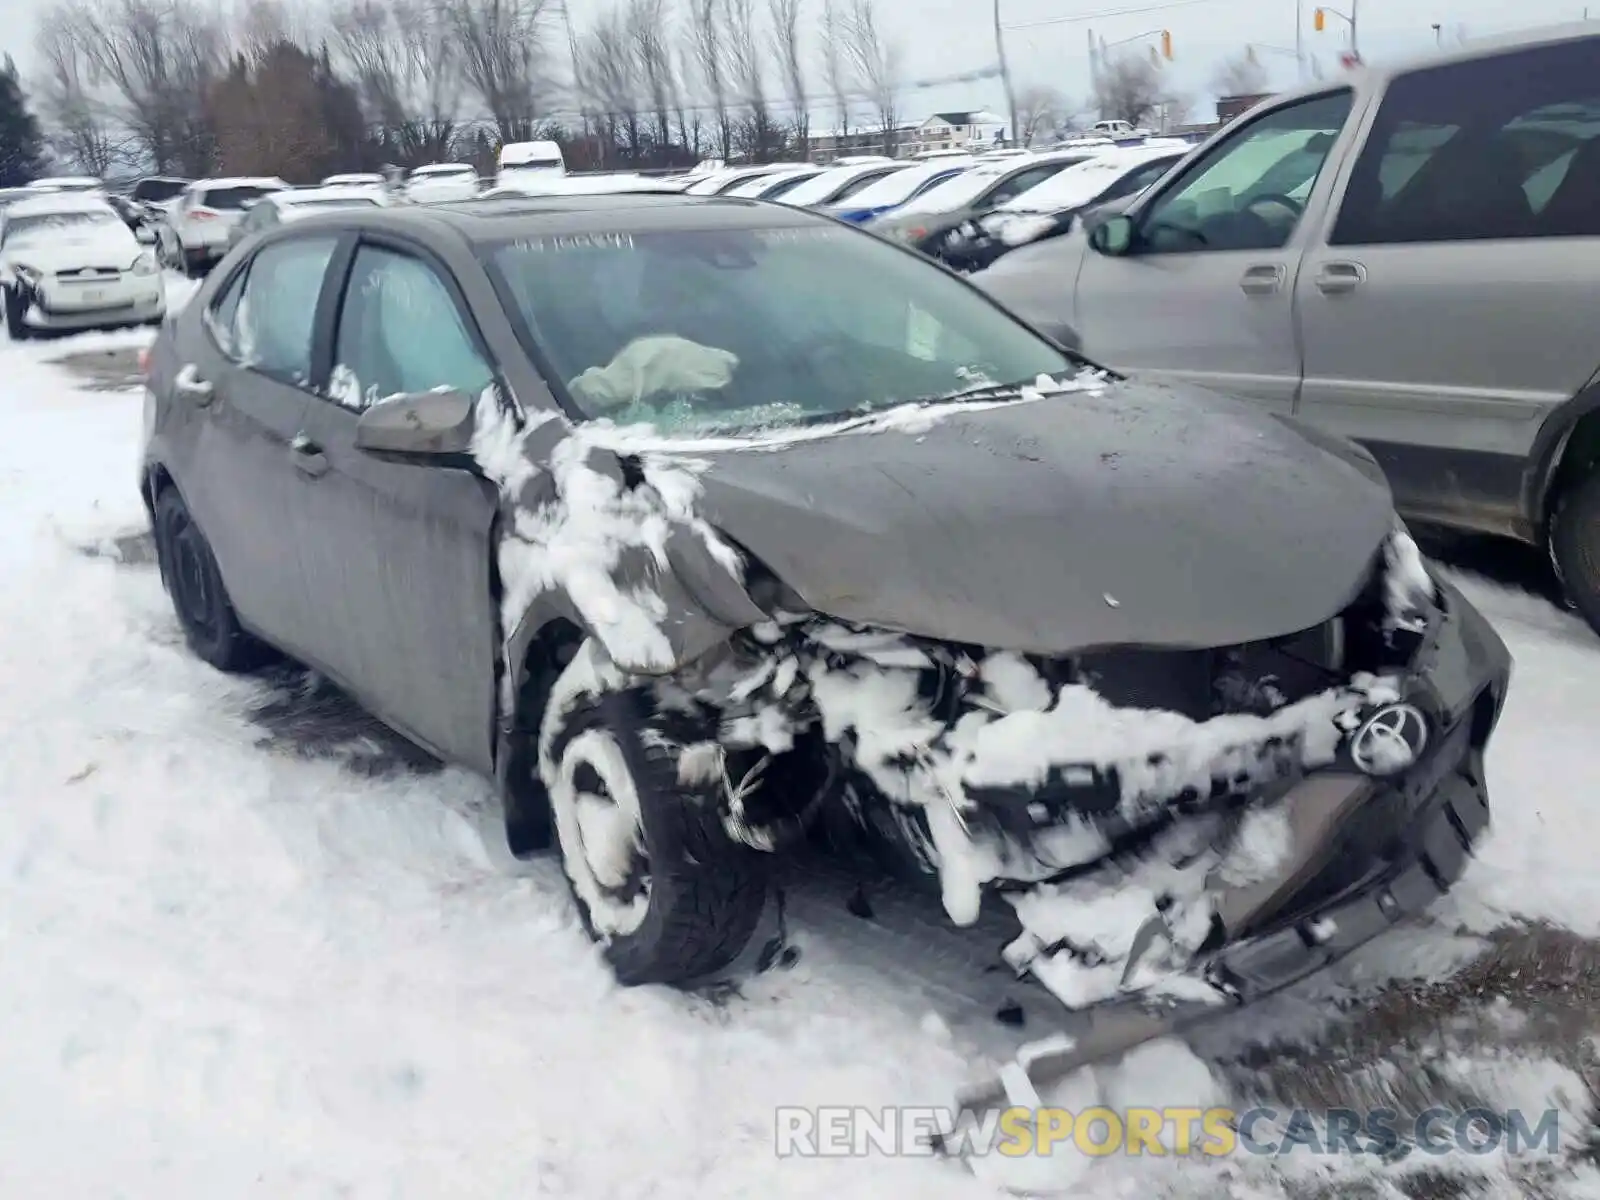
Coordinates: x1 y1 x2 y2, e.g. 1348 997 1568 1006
28 175 104 189
189 176 289 191
3 192 118 218
272 185 385 206
411 163 476 176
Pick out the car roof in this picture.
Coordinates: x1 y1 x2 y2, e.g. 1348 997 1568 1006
191 176 287 191
4 193 117 217
1255 20 1595 109
277 192 829 243
273 185 384 205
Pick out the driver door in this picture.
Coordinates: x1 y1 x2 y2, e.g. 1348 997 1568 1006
289 238 503 772
1070 89 1362 414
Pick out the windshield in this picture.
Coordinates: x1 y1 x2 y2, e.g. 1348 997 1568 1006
3 208 120 244
134 178 187 202
485 222 1070 436
999 157 1156 212
503 161 563 174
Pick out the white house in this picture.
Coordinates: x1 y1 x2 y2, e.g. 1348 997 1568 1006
908 111 1007 155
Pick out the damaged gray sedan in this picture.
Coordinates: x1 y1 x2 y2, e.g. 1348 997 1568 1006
139 194 1511 1100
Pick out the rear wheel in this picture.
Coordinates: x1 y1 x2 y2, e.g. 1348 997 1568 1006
539 641 767 986
151 485 273 672
1551 471 1600 637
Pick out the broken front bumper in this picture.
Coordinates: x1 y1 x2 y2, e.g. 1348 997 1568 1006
956 577 1511 1110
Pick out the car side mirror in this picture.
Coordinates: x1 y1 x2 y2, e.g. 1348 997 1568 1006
135 224 156 244
354 388 476 458
1088 213 1136 256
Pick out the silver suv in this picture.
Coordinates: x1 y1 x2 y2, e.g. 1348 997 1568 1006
974 24 1600 633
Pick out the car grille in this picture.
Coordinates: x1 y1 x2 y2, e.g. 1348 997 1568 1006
54 266 125 283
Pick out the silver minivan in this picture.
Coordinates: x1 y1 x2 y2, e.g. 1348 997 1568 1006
975 23 1600 632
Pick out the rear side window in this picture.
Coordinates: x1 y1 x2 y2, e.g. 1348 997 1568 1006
214 236 339 385
1331 39 1600 244
201 186 280 210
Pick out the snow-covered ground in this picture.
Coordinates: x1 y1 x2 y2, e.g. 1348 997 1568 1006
3 281 1599 1198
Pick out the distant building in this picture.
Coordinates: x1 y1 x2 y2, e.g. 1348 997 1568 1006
907 111 1006 155
805 125 916 162
1216 92 1273 126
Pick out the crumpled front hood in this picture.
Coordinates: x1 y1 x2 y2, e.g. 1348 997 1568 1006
691 381 1396 653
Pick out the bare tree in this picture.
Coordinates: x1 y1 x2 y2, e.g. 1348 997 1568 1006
767 0 806 151
50 0 228 175
817 0 854 144
725 0 778 159
333 0 462 164
686 0 732 159
1211 49 1269 97
842 0 900 156
628 0 676 156
444 0 554 143
1013 83 1068 146
31 7 127 174
671 40 703 157
1093 52 1168 128
579 6 642 162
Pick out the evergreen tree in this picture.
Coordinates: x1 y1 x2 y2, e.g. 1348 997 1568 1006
0 56 45 188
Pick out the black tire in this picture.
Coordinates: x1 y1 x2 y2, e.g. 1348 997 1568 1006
5 285 31 341
540 642 767 986
1551 472 1600 637
151 485 274 672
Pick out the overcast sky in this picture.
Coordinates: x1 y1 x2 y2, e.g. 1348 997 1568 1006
0 0 1592 132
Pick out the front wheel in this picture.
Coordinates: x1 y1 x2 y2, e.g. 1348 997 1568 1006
1551 471 1600 637
151 485 274 672
5 285 31 340
539 641 767 986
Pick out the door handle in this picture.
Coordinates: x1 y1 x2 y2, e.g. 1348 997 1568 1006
1239 264 1285 296
173 363 214 405
289 434 329 478
1315 261 1367 294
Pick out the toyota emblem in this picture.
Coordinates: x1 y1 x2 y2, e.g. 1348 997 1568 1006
1349 703 1429 776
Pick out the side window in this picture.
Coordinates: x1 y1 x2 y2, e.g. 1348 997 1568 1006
1136 89 1354 254
1330 40 1600 245
984 164 1061 208
331 244 494 409
1102 157 1179 204
223 236 339 384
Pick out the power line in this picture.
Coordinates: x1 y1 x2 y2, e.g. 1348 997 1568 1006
1005 0 1224 32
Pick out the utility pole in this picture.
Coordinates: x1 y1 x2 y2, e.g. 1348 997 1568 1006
1295 0 1305 80
1350 0 1359 56
993 0 1020 148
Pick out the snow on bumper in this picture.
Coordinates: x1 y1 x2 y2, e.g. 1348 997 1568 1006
697 535 1508 1016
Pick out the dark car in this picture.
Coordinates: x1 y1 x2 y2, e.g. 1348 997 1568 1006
139 194 1510 1106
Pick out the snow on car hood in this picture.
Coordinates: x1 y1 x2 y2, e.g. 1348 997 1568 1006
687 378 1397 653
3 226 139 270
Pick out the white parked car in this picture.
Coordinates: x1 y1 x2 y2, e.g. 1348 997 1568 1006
225 185 388 252
0 193 164 339
774 160 912 208
156 177 289 275
404 163 481 204
722 166 827 200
